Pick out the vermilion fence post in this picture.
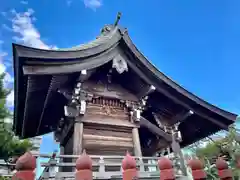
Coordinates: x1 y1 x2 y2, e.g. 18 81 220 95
75 150 93 180
216 158 233 180
122 152 138 180
158 157 175 180
188 159 206 180
12 152 36 180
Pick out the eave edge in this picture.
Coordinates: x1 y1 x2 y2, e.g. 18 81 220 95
120 30 237 122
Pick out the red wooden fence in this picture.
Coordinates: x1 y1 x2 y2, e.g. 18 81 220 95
12 151 236 180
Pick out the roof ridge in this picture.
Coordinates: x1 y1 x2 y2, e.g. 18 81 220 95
57 25 119 51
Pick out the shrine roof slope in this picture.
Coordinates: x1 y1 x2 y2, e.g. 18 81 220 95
12 24 237 140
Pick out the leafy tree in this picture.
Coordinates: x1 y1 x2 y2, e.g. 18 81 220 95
0 177 11 180
0 73 33 164
189 123 240 179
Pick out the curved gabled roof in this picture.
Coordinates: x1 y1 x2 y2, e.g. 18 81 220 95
58 26 119 51
13 24 237 139
120 30 237 122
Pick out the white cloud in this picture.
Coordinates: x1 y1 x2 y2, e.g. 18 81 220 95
2 9 59 156
6 91 14 107
10 9 17 15
0 52 14 107
0 44 13 90
83 0 102 10
1 9 57 108
67 0 72 6
11 8 56 50
0 63 6 74
0 52 8 58
4 73 14 85
20 1 28 5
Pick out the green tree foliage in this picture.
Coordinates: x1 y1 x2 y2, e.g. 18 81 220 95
0 73 33 163
0 177 11 180
190 124 240 179
194 125 240 160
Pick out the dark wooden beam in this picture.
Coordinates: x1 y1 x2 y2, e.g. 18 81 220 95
36 75 70 135
137 84 156 99
22 76 31 137
178 110 194 123
36 76 55 134
126 60 229 130
169 110 194 124
60 120 74 146
137 116 172 142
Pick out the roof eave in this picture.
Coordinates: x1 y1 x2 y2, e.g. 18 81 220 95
120 31 237 122
12 26 237 139
12 43 22 136
12 28 121 60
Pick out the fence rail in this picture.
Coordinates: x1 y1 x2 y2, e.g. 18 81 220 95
2 151 238 180
38 153 161 179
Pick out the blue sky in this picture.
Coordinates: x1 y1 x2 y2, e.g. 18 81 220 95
0 0 240 176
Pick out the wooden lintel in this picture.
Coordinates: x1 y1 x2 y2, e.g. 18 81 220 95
138 116 172 142
81 118 139 128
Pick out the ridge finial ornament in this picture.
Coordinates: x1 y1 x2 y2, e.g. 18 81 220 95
114 12 122 27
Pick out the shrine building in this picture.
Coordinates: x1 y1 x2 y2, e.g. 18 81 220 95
12 15 237 160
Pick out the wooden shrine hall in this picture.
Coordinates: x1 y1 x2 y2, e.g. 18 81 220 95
12 14 237 160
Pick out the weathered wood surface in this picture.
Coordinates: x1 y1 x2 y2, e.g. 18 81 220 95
83 101 135 127
80 79 138 156
73 122 83 155
83 134 132 142
86 102 128 120
55 119 74 146
83 127 132 138
82 80 138 102
83 122 134 155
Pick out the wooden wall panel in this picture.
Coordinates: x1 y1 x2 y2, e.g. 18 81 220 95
83 124 134 155
82 80 138 102
86 102 129 119
84 128 132 138
80 79 138 156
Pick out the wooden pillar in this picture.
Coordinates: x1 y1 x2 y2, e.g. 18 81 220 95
132 127 142 157
60 145 64 156
73 120 84 155
59 146 63 172
59 146 64 172
171 136 188 176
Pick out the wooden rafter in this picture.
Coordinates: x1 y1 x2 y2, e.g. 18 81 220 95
137 116 172 142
